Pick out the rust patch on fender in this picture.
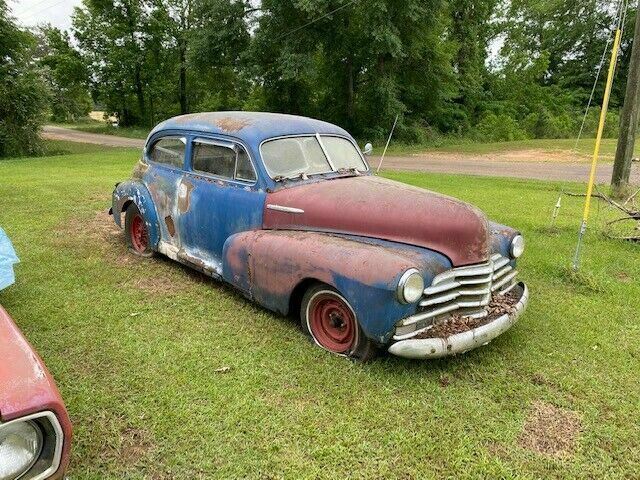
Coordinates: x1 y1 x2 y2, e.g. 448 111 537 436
165 216 176 237
177 181 194 213
215 116 252 133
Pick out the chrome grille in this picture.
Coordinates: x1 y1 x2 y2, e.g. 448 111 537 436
394 254 518 340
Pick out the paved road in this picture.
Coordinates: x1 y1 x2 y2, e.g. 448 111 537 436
43 125 639 183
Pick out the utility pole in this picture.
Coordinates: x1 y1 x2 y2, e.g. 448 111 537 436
612 0 640 193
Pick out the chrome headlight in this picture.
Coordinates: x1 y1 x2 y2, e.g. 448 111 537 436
511 235 525 258
397 269 424 304
0 411 64 480
0 420 43 480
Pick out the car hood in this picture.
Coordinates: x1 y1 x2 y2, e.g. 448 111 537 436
263 175 490 266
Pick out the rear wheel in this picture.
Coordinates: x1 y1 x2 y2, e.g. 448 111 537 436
125 203 153 257
301 284 377 362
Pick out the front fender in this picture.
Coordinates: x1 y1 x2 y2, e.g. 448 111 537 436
111 180 161 250
222 230 452 344
489 221 519 261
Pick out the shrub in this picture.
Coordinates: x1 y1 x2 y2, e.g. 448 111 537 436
475 113 528 142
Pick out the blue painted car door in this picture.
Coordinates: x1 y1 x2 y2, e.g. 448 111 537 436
176 136 265 276
144 135 188 253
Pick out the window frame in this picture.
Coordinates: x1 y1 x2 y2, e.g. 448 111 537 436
147 135 187 170
189 137 258 186
258 134 370 180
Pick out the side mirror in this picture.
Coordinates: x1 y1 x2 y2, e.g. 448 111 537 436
363 143 373 156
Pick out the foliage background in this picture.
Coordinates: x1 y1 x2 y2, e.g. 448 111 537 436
1 0 638 155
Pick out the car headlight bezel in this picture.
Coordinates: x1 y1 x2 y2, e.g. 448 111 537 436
510 235 525 259
397 269 425 304
0 411 64 480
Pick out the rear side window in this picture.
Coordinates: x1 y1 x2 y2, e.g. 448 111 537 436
192 140 256 183
150 137 186 168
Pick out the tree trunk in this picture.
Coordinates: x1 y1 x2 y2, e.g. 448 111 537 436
134 64 146 125
346 56 355 125
612 0 640 192
179 39 188 114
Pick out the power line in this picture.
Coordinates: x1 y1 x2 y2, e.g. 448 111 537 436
278 0 359 40
14 0 56 16
18 0 69 23
573 0 627 152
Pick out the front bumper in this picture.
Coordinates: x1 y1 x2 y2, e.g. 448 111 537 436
388 282 529 359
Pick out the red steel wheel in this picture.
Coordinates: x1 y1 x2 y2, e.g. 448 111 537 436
125 203 153 257
301 284 377 361
308 291 357 353
130 214 148 253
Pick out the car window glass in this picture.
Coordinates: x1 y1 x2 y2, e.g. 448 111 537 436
150 137 185 168
261 137 331 178
192 142 236 178
236 149 257 182
321 136 368 171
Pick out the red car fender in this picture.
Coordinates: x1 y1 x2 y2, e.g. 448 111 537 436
0 305 72 479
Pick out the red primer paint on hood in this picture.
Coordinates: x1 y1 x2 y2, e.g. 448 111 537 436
264 175 489 266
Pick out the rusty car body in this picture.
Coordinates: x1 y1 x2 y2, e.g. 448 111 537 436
0 229 72 480
111 112 529 361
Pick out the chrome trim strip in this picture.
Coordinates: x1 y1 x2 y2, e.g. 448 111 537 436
266 204 305 214
492 270 518 292
0 411 64 480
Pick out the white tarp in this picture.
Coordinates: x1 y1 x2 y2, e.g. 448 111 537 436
0 227 19 291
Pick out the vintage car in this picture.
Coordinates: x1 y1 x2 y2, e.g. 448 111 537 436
110 112 529 361
0 229 72 479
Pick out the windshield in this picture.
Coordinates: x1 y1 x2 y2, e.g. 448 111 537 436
261 135 368 180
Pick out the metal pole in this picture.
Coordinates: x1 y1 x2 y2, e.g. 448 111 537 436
573 28 623 270
376 114 399 174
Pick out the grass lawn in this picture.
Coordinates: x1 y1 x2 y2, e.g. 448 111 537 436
0 144 638 478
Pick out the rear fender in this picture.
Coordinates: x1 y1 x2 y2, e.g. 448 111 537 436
222 230 451 344
111 180 161 249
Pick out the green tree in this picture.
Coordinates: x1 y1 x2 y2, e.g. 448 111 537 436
38 26 93 122
448 0 499 129
73 0 151 126
0 0 49 157
251 0 455 140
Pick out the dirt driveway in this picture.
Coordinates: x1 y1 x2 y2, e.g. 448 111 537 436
43 125 639 183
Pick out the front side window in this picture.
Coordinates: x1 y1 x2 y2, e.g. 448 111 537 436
192 140 256 183
261 135 367 180
150 137 186 168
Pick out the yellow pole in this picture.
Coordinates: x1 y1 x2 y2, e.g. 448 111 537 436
573 28 622 270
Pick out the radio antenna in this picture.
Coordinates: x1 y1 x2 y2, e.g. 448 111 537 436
376 114 399 174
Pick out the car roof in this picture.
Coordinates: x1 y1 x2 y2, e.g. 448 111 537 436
149 111 352 146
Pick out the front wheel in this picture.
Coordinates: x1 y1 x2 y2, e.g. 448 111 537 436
124 203 154 257
300 284 377 362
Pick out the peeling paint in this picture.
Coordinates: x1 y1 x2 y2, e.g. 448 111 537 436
177 181 194 214
214 116 253 133
165 216 176 237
